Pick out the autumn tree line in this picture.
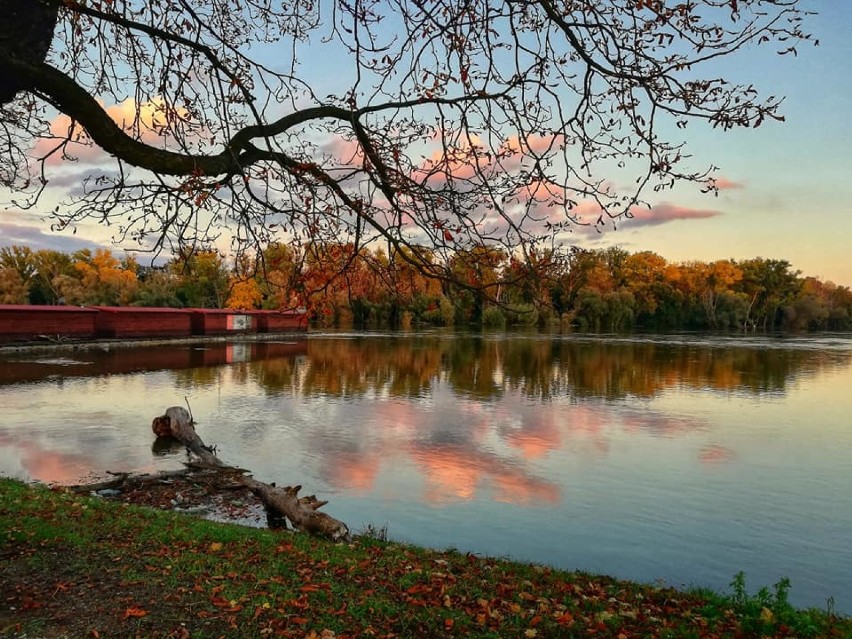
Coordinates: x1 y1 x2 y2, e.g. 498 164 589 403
1 243 851 332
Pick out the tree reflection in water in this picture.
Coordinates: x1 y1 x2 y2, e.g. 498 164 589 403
241 335 850 400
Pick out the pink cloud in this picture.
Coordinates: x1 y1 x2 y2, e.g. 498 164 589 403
705 176 745 191
410 444 561 505
415 133 564 186
31 97 191 166
323 452 381 492
620 202 722 228
321 135 364 165
699 444 738 465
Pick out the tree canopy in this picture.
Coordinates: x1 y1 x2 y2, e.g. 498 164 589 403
0 0 814 289
4 242 851 332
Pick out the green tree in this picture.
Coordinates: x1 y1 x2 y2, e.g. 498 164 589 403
30 249 75 304
170 248 229 308
447 246 506 326
736 258 802 330
0 267 28 303
0 245 36 281
621 251 668 323
135 266 182 307
0 246 35 304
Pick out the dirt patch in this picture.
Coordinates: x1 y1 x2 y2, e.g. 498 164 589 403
1 543 220 638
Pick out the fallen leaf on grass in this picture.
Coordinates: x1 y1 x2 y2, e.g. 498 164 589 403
208 542 223 552
123 606 148 619
554 612 574 626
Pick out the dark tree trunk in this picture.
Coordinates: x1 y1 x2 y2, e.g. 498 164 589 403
0 0 60 104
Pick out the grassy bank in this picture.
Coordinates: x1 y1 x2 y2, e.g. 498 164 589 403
1 478 849 638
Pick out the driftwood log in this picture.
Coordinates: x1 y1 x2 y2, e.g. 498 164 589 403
152 406 222 467
151 406 349 540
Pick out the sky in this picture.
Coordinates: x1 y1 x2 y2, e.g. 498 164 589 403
586 1 852 286
1 1 850 286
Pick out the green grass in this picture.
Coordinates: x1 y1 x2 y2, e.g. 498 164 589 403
1 477 850 638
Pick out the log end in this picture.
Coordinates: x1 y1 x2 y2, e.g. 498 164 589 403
307 515 349 542
152 415 173 438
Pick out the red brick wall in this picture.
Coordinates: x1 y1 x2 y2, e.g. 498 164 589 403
252 311 307 333
92 307 193 338
0 305 306 343
0 306 98 343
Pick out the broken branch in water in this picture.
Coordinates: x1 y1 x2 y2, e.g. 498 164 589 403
148 406 349 540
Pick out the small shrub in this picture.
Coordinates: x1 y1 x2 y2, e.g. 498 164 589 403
358 523 389 542
726 572 827 638
506 303 538 326
481 306 506 328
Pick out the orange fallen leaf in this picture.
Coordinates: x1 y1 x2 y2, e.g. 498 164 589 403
208 542 223 552
123 606 147 619
555 612 574 626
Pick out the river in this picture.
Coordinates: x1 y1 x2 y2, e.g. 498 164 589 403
1 331 850 612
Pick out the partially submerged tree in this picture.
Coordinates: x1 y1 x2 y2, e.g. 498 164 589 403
1 0 814 291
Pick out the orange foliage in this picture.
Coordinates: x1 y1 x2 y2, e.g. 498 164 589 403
226 278 262 310
64 248 138 305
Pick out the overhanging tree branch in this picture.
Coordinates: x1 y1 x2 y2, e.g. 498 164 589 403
0 0 816 293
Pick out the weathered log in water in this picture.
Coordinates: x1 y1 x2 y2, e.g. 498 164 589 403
150 406 349 540
152 406 222 467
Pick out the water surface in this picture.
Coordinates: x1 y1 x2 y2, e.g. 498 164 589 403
1 332 850 611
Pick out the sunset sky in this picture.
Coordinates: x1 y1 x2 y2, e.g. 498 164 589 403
1 1 850 285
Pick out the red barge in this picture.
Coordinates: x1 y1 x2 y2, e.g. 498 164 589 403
0 305 307 344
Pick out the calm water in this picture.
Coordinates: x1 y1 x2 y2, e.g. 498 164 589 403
1 332 851 611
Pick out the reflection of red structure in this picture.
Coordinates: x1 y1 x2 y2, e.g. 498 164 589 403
0 340 308 385
0 305 307 343
0 305 99 342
